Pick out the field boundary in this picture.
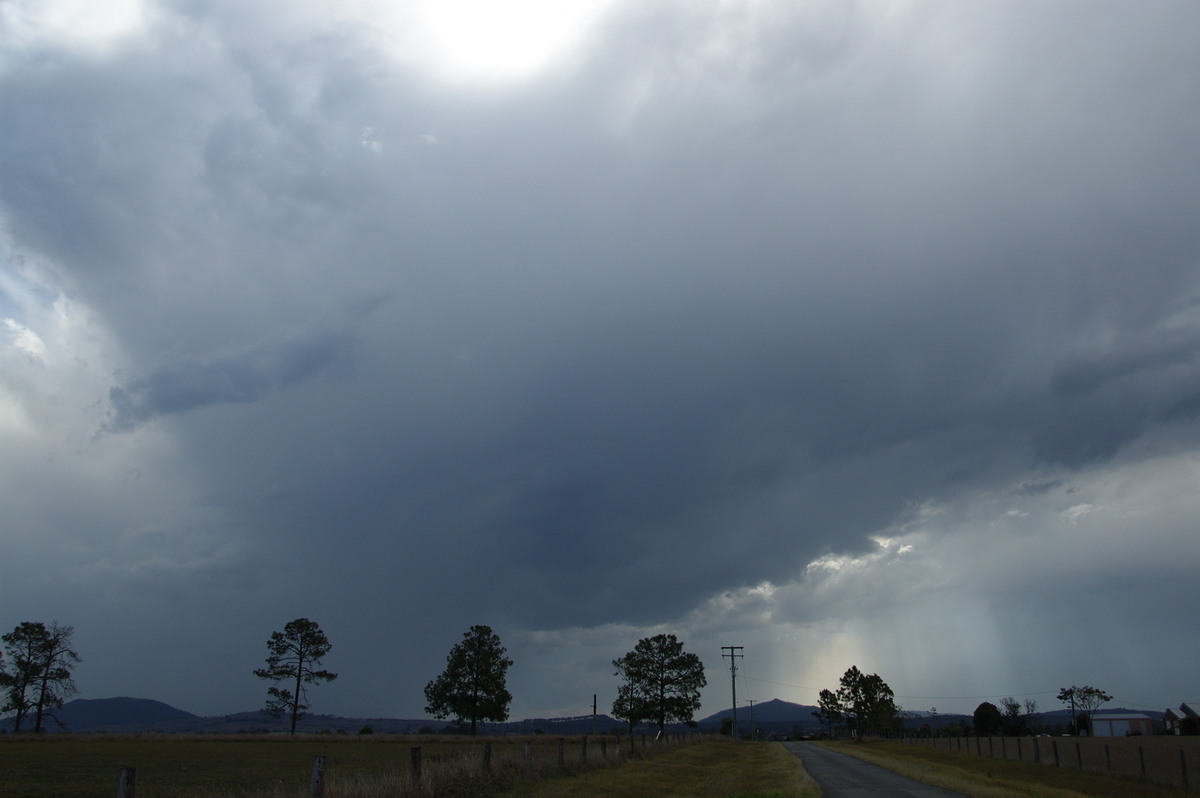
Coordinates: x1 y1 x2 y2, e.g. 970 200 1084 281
899 734 1200 791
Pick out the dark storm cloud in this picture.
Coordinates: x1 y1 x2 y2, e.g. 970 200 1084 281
2 0 1200 718
107 322 355 431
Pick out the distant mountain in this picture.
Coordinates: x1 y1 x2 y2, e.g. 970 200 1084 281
700 698 819 725
27 697 197 732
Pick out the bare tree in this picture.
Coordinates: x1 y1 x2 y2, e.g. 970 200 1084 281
1000 696 1041 736
1058 685 1112 735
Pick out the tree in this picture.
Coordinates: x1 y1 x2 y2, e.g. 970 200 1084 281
424 625 513 736
973 701 1003 736
1 623 40 733
835 666 899 738
813 688 842 738
1057 685 1112 735
612 673 653 733
999 696 1039 736
611 634 706 736
253 618 337 735
1 621 80 733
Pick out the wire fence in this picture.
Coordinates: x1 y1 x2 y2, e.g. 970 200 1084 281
901 733 1200 791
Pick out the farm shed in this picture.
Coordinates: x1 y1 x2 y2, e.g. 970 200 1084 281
1091 712 1154 737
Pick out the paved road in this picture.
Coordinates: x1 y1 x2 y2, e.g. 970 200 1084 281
782 742 969 798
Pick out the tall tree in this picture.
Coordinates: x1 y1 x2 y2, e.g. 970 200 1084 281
973 701 1003 736
1 622 80 733
31 622 80 733
253 618 337 734
835 666 898 738
1 622 42 733
611 634 706 736
813 688 842 738
424 625 513 735
1057 685 1112 735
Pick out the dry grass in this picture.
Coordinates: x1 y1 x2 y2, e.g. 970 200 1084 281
822 739 1194 798
504 739 819 798
0 732 690 797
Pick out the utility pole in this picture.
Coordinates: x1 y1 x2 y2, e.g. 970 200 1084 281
747 699 756 740
592 694 597 735
721 646 743 739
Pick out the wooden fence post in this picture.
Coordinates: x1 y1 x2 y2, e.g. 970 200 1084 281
116 767 136 798
1051 740 1059 767
580 735 588 762
1139 747 1146 780
1105 744 1111 773
524 741 533 768
1075 742 1082 771
482 742 492 774
1181 749 1189 788
558 737 565 767
309 756 326 798
1033 738 1040 764
410 747 421 787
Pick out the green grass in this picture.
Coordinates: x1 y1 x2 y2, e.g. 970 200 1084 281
821 739 1192 798
505 739 819 798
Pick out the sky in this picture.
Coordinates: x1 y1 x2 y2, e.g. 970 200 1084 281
2 0 1199 724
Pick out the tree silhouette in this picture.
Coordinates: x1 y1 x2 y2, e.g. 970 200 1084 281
835 666 898 738
424 625 513 735
253 618 337 734
612 634 706 736
1 621 80 733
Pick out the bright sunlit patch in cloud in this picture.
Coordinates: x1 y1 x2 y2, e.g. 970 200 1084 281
4 318 46 358
362 0 615 83
0 0 147 56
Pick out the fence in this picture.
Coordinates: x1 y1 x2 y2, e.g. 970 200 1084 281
901 733 1200 791
112 732 703 797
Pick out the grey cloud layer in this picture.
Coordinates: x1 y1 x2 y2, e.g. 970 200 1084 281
2 0 1199 717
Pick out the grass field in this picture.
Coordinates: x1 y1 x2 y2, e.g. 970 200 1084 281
0 733 691 797
504 739 819 798
0 734 816 798
822 738 1196 797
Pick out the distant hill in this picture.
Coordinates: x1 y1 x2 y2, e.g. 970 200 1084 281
5 695 1125 736
700 698 819 726
25 697 197 732
697 699 822 737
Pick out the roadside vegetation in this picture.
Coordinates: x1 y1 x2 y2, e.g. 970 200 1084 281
822 738 1192 798
505 739 818 798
